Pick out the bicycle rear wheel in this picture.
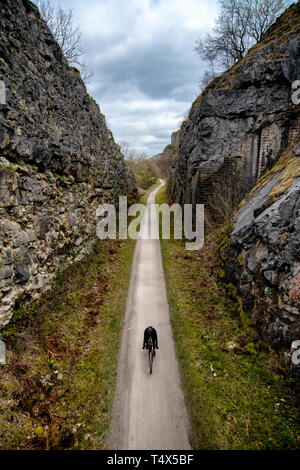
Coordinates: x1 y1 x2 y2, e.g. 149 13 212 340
149 350 153 374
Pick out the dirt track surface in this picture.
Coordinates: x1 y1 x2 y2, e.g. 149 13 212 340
107 181 192 450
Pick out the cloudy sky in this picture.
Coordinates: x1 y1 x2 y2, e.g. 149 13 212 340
38 0 220 156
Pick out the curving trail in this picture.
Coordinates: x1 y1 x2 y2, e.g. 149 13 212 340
107 180 192 450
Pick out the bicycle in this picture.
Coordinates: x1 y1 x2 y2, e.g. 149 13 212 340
147 336 154 374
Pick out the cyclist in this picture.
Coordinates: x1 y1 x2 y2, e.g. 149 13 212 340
142 326 159 352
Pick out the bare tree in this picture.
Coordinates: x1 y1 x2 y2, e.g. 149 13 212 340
196 0 290 89
37 0 93 82
119 140 136 160
195 0 251 71
205 174 245 231
218 0 251 64
79 63 94 83
200 70 217 89
245 0 290 42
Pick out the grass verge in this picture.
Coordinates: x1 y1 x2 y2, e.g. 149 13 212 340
0 238 135 449
139 179 162 205
156 185 300 450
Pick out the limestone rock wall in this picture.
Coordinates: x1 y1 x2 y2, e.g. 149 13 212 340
168 3 300 208
167 3 300 348
0 0 137 326
226 143 300 347
149 130 180 180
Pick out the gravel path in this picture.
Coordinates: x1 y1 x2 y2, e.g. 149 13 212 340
107 181 192 450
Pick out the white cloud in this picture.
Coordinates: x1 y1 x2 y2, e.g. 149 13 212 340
38 0 220 155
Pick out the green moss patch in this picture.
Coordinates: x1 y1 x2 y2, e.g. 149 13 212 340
270 157 300 200
238 140 300 210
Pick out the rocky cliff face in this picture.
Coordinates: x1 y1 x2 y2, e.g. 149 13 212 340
226 142 300 348
149 130 180 180
167 3 300 348
0 0 137 326
169 3 300 208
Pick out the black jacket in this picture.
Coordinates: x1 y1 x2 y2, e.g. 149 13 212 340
143 326 158 349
